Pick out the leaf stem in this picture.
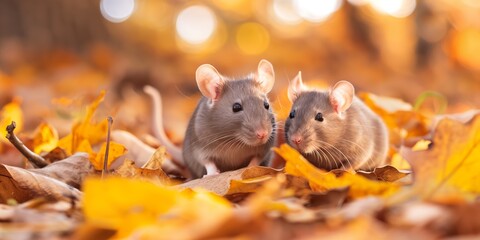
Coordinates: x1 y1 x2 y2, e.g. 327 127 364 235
102 116 113 178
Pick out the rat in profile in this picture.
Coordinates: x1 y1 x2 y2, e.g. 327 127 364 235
284 72 388 171
145 60 277 179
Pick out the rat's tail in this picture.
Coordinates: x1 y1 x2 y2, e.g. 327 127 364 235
144 85 184 166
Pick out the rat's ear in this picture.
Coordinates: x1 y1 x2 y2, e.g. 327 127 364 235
329 80 355 114
287 71 306 102
256 59 275 93
196 64 225 101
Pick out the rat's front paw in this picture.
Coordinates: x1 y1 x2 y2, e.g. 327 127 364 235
205 161 220 176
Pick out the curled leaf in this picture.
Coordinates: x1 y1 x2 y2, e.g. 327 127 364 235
274 144 400 199
0 164 82 204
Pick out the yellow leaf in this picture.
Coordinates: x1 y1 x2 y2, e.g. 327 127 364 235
75 119 109 147
359 93 430 145
77 139 94 154
83 177 182 231
31 123 59 154
389 153 411 170
58 134 73 155
83 90 106 125
83 177 232 239
227 175 274 195
274 144 400 199
57 91 108 155
91 142 127 170
401 113 480 200
412 139 431 151
0 98 23 143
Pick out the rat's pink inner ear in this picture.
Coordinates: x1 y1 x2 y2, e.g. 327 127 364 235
287 71 305 102
196 64 224 101
256 59 275 93
329 80 355 113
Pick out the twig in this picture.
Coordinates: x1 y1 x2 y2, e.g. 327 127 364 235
5 121 48 168
102 116 113 178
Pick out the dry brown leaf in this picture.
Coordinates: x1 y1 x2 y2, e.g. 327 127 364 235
30 152 93 189
304 188 349 209
177 166 281 196
0 164 82 204
41 147 68 163
356 165 410 182
142 146 166 169
304 216 435 240
114 159 172 185
111 130 182 175
401 113 480 200
113 147 172 185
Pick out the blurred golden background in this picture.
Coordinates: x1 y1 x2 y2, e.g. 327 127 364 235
0 0 479 138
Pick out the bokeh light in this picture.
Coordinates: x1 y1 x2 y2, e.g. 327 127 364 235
347 0 369 6
293 0 343 23
370 0 416 18
451 28 480 71
100 0 135 23
462 0 480 8
236 23 270 55
272 0 303 25
175 5 217 45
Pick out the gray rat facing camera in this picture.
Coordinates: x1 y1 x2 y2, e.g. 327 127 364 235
284 72 389 171
145 60 278 179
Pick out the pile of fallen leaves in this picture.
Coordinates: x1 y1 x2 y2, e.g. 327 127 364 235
1 89 479 240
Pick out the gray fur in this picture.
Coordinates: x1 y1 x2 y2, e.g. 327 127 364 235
184 78 276 178
285 90 388 171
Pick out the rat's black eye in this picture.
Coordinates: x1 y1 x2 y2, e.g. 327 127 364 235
289 109 296 119
232 102 243 113
315 112 324 122
264 101 270 110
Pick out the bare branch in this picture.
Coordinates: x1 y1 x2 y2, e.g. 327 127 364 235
5 121 48 168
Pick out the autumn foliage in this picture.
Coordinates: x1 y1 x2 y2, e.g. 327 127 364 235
0 81 479 239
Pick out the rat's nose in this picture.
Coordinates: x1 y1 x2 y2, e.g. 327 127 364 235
256 130 268 140
291 135 302 145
